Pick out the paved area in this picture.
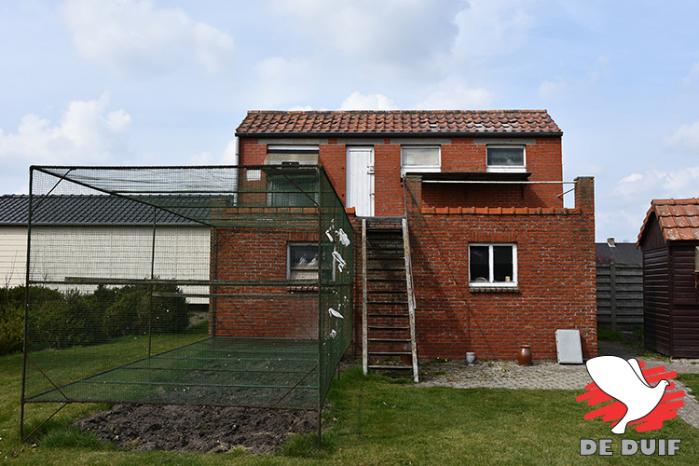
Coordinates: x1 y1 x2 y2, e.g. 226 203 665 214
419 345 699 429
420 361 590 390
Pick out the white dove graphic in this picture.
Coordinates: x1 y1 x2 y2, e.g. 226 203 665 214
328 307 344 319
585 356 669 434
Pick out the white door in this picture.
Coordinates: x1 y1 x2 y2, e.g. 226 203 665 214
346 147 374 217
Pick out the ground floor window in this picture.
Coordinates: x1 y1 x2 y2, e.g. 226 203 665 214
469 244 517 286
288 243 319 281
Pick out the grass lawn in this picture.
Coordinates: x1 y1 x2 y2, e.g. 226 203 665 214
1 339 698 465
680 374 699 398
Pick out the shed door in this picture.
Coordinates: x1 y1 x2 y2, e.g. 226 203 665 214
346 147 374 217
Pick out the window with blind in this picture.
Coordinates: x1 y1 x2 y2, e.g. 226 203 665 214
400 145 441 176
486 146 526 172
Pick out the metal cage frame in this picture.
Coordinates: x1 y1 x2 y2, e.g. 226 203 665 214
20 165 355 444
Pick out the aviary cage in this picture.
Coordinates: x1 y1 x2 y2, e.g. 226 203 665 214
20 165 354 442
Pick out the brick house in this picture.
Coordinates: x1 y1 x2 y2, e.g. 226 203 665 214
218 110 596 371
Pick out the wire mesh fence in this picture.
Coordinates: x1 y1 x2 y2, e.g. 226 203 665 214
20 165 354 440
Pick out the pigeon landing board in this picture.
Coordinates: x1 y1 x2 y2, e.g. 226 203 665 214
585 356 670 434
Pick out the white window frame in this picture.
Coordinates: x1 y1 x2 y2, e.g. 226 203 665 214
468 243 518 287
287 242 319 281
400 145 441 176
486 145 526 173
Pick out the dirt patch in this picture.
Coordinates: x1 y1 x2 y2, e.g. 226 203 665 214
74 404 317 453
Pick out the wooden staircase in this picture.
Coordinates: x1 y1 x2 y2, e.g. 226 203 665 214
362 217 419 382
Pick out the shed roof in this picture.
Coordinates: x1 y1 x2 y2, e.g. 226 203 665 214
236 110 562 137
0 195 204 226
638 197 699 243
595 243 642 266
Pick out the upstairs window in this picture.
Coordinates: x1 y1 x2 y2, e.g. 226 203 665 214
486 146 526 172
288 243 319 281
265 145 319 207
401 145 441 176
469 244 518 287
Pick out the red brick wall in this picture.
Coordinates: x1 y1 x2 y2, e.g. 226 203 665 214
237 136 564 214
406 177 597 361
212 227 319 339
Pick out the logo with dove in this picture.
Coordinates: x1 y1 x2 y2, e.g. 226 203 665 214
577 356 685 433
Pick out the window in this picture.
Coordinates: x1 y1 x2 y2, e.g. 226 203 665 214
288 243 319 281
486 146 525 172
469 244 517 287
265 145 319 207
401 145 441 176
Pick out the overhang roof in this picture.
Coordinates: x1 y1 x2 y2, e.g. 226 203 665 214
638 197 699 243
236 110 562 137
413 171 532 182
0 195 205 226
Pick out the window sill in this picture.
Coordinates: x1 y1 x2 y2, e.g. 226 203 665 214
486 167 527 173
469 286 520 293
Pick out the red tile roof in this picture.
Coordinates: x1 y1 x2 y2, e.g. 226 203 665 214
638 198 699 243
236 110 561 137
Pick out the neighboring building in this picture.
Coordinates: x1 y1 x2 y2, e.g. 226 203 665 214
638 198 699 357
0 195 210 303
595 239 643 329
227 110 597 362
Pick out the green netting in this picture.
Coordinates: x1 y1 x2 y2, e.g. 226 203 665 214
21 165 354 435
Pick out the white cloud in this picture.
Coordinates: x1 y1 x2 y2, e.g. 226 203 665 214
416 81 492 109
253 57 313 108
0 94 131 192
61 0 233 73
452 0 533 61
668 120 699 153
189 139 238 165
614 168 699 199
269 0 461 65
0 94 130 164
340 92 397 110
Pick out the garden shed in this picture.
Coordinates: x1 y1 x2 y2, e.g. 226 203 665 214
20 165 354 442
638 197 699 357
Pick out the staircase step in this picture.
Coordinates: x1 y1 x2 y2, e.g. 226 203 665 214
369 351 412 355
367 277 404 282
368 338 412 342
368 325 410 330
368 300 407 305
368 313 409 317
368 365 413 370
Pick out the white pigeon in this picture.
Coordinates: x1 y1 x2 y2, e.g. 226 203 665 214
328 307 344 319
336 228 351 247
332 250 346 272
585 356 670 434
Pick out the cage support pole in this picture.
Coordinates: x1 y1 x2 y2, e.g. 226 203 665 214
210 228 218 337
317 167 323 449
19 167 34 441
147 206 157 360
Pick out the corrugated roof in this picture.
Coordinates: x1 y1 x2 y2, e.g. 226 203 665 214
638 197 699 243
0 195 206 226
236 110 562 137
595 243 642 266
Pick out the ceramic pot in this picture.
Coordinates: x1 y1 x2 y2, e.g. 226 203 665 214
517 345 532 366
465 352 477 365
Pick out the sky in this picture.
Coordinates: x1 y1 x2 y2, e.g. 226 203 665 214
1 0 699 241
